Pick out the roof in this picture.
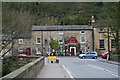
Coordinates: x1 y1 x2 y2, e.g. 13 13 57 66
32 25 93 31
15 31 32 38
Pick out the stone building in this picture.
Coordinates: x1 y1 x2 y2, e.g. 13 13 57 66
94 28 117 54
31 25 93 56
4 25 117 56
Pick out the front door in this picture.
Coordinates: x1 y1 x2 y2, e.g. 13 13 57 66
71 48 74 56
26 48 31 56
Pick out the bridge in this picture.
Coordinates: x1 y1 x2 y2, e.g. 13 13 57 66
0 56 119 79
0 56 70 79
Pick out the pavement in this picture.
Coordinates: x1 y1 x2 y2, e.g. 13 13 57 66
98 58 120 66
36 58 71 78
36 57 119 78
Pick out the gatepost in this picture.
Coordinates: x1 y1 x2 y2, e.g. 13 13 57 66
0 57 3 77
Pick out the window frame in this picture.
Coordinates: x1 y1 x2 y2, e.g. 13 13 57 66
81 46 86 53
99 28 105 33
18 48 23 52
36 38 41 44
99 39 105 50
111 39 115 49
59 31 64 35
81 36 86 43
80 31 86 34
36 47 41 54
18 39 23 44
59 37 63 42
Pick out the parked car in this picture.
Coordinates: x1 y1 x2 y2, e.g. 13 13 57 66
101 50 115 59
79 52 98 59
19 54 27 56
101 51 108 59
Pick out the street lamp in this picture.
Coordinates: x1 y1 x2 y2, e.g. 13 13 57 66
91 15 95 51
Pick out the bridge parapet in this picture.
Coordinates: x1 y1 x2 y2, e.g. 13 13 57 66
1 56 44 79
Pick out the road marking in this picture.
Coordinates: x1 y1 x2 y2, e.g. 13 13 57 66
88 64 118 77
62 64 74 78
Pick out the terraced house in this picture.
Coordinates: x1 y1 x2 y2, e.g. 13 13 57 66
3 25 117 56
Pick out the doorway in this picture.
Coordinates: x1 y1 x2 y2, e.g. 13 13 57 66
70 47 76 56
71 48 74 56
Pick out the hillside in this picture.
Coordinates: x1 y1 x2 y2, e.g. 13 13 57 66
2 2 119 34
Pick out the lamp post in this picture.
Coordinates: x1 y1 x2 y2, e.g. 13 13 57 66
91 15 95 51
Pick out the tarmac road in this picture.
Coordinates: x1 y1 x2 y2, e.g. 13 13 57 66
58 57 119 78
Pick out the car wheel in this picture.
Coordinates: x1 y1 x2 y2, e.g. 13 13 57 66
94 56 97 59
82 56 85 59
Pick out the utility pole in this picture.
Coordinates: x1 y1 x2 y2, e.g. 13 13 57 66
106 3 110 60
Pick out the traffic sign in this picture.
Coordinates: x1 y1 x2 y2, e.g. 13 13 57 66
66 49 69 52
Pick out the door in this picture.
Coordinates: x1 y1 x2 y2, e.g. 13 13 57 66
26 48 31 56
85 52 90 58
71 48 74 56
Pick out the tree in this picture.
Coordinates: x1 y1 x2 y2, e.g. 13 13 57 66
50 37 60 51
1 3 35 57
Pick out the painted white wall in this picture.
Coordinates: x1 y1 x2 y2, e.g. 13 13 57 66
70 47 76 56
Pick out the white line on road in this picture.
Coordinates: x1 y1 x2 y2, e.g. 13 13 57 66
88 64 118 77
62 64 74 78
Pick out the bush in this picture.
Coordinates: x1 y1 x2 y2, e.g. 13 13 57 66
2 56 20 76
2 56 29 76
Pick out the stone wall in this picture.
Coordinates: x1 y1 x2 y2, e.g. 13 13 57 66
94 28 116 55
110 55 120 62
13 38 32 55
1 57 44 79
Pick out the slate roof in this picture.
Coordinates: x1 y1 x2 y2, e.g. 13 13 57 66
15 31 32 38
32 25 93 31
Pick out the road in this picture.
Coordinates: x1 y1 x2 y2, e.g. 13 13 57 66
58 57 119 78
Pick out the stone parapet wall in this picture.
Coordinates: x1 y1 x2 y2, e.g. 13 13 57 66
110 55 120 62
1 56 44 79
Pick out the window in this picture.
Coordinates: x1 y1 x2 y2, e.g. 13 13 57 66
45 39 48 44
99 28 104 33
59 37 63 42
59 31 64 35
36 47 41 54
99 40 105 49
90 52 95 54
18 39 23 44
47 48 49 52
81 36 85 43
36 38 41 44
18 48 23 52
81 47 86 53
0 50 3 56
111 39 115 49
80 31 85 34
110 27 115 32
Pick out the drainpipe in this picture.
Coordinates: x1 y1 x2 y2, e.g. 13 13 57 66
42 31 43 56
